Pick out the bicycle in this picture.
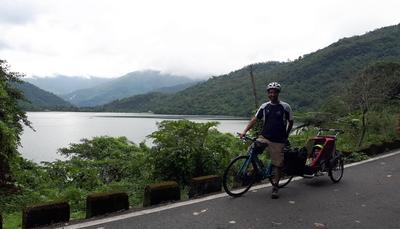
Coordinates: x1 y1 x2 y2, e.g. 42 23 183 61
222 134 293 197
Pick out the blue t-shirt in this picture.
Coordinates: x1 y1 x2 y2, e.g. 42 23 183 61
255 101 293 143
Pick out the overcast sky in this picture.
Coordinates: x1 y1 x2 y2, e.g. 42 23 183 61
0 0 399 79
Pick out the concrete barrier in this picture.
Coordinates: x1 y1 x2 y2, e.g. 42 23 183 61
358 140 400 156
22 201 69 229
86 192 129 219
189 175 221 198
382 140 400 150
143 181 180 207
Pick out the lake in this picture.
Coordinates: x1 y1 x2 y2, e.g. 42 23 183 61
19 112 249 163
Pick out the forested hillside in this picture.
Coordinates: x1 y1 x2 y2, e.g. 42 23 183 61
12 81 74 110
102 24 400 116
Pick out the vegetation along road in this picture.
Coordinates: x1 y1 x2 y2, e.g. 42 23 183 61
61 150 400 229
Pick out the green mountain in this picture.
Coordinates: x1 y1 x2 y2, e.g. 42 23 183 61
61 70 197 107
153 81 201 94
13 81 74 110
102 24 400 116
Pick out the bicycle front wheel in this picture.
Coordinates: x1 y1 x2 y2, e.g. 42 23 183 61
223 155 257 197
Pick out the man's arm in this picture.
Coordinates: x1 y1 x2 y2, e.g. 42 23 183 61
286 120 294 139
283 102 294 139
240 117 257 138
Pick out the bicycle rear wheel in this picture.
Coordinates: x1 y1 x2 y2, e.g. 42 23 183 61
328 151 344 183
223 155 257 197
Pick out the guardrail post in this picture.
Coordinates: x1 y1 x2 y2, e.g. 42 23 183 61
143 181 180 207
86 192 129 218
189 175 221 198
22 201 69 229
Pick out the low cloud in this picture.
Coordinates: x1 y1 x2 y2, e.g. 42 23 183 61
1 0 400 78
0 39 11 50
0 1 40 25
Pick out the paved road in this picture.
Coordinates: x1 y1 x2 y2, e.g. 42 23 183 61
62 150 400 229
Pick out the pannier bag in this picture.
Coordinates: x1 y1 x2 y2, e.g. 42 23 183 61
284 147 307 176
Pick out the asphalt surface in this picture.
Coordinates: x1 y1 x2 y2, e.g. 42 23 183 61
61 150 400 229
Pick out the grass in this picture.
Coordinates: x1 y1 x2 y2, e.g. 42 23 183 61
3 212 22 229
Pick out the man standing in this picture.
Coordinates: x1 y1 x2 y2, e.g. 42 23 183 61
240 82 294 199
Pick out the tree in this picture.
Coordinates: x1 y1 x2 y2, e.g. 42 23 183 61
148 120 217 185
346 61 400 146
148 120 246 185
0 60 31 188
55 136 147 186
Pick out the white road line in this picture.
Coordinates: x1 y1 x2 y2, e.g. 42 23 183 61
58 149 400 229
344 150 400 168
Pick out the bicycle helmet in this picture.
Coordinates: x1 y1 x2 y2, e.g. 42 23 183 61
266 82 281 92
313 144 324 150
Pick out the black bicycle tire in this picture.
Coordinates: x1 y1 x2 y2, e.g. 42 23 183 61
328 153 344 183
223 155 256 197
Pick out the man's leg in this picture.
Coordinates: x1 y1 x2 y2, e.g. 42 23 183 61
268 141 285 199
273 166 282 185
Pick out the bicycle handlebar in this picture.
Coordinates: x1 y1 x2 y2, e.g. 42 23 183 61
236 132 256 142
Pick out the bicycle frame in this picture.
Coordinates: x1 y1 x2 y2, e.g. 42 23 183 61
238 145 260 174
238 149 255 175
237 140 274 180
222 135 298 197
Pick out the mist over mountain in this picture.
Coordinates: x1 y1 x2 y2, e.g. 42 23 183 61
61 70 198 107
101 24 400 116
24 75 112 95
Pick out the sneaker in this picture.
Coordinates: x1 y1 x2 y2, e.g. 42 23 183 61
271 187 279 199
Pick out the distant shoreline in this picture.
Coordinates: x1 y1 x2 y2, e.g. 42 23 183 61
26 111 249 120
